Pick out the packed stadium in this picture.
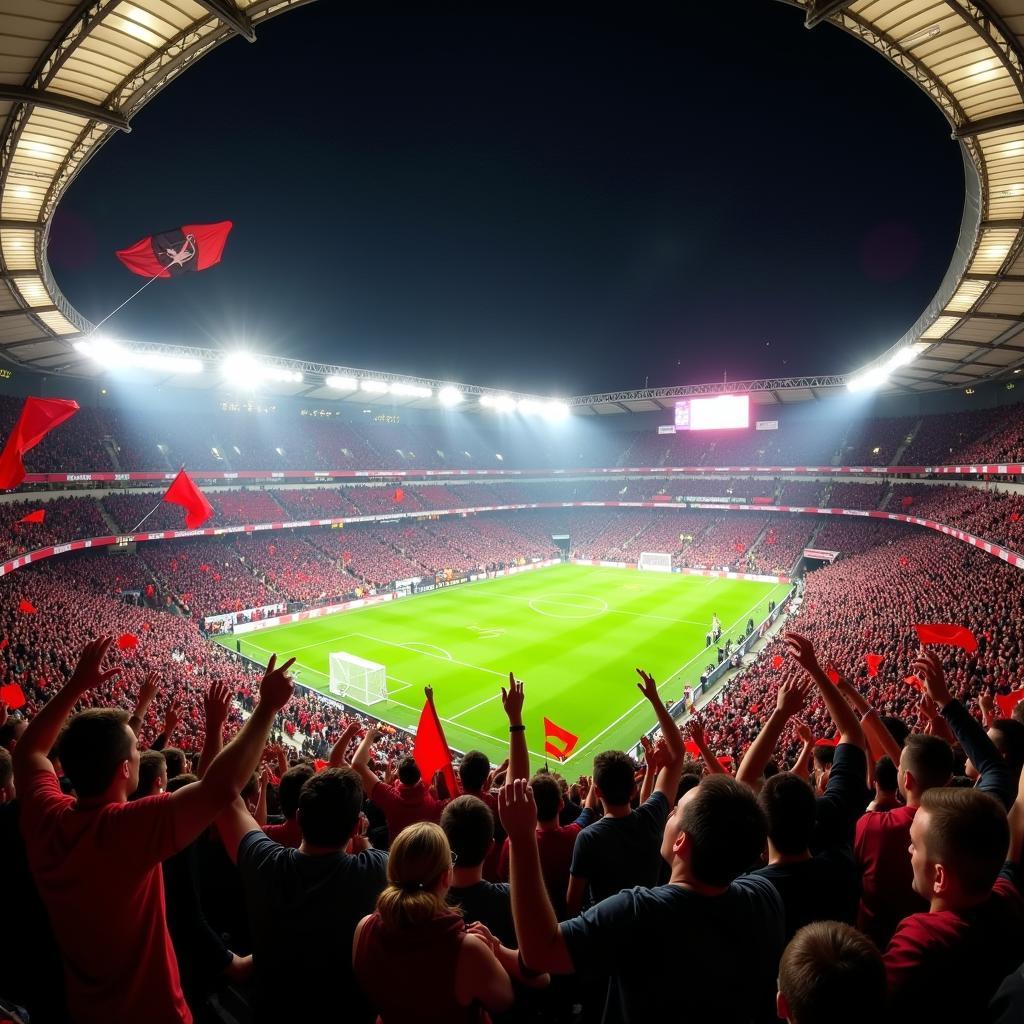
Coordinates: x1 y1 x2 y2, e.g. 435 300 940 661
5 2 1024 1023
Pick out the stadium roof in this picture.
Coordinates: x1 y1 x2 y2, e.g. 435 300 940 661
2 1 1024 408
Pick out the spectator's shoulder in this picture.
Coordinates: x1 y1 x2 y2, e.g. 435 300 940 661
238 828 284 869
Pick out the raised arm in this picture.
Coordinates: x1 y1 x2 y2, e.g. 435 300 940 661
735 676 810 790
351 725 382 793
790 719 814 779
833 671 901 763
636 669 684 801
784 633 865 749
167 654 295 847
128 672 159 737
687 717 728 776
13 638 120 778
638 736 660 804
196 681 231 779
329 719 361 768
502 673 529 782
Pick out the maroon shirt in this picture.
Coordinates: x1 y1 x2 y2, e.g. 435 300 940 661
371 779 446 841
499 822 582 918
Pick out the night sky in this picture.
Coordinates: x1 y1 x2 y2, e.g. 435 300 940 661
48 4 964 396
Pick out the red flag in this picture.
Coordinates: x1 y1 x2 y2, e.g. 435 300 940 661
0 638 8 650
0 397 79 491
899 556 909 568
116 221 233 278
815 736 840 747
0 683 25 710
16 508 45 524
117 633 138 651
544 717 579 760
914 623 978 654
17 599 36 614
413 698 457 797
1010 512 1020 523
771 654 784 670
996 690 1024 717
865 653 884 677
900 496 914 508
904 674 925 694
684 740 701 757
162 469 214 529
313 758 329 772
394 488 405 504
825 667 840 684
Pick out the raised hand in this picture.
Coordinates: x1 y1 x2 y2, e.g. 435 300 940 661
258 653 296 712
425 685 435 705
137 672 160 709
776 676 811 718
498 778 538 842
502 673 525 724
911 650 951 708
979 690 996 726
640 735 657 769
466 921 501 954
204 680 232 730
688 717 707 747
635 668 660 704
783 632 822 677
67 637 120 696
163 696 182 737
793 719 813 745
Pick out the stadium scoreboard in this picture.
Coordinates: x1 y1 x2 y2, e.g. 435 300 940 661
674 394 749 431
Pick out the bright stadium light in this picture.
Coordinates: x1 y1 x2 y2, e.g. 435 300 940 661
222 352 302 385
74 337 202 375
326 375 358 390
517 398 542 414
360 379 390 394
543 399 570 420
390 381 432 398
480 394 516 412
847 344 924 393
438 385 464 407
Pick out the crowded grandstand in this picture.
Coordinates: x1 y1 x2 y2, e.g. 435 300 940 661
7 2 1024 1024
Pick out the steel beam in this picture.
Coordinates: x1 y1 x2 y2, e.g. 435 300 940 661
0 86 130 131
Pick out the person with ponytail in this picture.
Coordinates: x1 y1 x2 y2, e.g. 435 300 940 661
352 821 515 1022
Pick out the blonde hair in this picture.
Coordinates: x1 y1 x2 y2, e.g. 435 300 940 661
376 822 456 929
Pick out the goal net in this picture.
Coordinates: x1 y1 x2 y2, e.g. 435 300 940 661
638 551 673 573
329 652 388 705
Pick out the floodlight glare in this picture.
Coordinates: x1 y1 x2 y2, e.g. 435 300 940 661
222 352 302 385
543 400 570 420
360 379 390 393
517 398 542 415
847 345 922 393
390 381 432 398
74 337 202 375
438 385 464 407
326 375 358 390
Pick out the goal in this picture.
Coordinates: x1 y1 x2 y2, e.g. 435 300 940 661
329 652 388 705
638 551 673 573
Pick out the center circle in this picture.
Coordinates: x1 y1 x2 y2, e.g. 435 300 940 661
528 592 609 620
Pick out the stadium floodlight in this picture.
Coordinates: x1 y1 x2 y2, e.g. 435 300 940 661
517 398 542 415
74 337 203 375
221 351 302 385
390 381 432 398
543 399 570 421
481 394 516 412
326 375 358 390
847 344 924 393
360 379 390 394
438 385 464 407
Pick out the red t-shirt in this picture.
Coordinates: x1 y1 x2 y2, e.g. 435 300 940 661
885 866 1024 1019
19 768 190 1024
854 803 927 947
371 780 446 840
263 816 302 849
499 823 581 918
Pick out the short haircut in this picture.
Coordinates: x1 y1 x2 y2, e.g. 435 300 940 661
167 773 198 793
902 733 954 791
874 755 898 792
0 718 21 750
919 788 1009 897
132 750 167 799
880 715 911 750
593 750 637 806
990 719 1024 779
678 776 767 887
812 745 835 768
441 795 494 867
59 709 134 799
1012 701 1024 727
758 772 815 857
0 746 11 790
162 747 188 779
458 750 490 792
677 773 701 799
297 767 364 848
397 755 421 786
530 773 562 822
779 921 885 1024
278 763 316 819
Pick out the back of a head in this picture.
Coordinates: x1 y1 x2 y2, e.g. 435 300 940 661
779 922 885 1024
278 763 316 819
874 755 898 793
162 747 188 779
990 718 1024 780
880 715 911 750
530 773 562 823
593 750 636 806
759 772 815 857
1013 701 1024 727
441 794 493 867
680 776 767 886
458 750 490 793
811 745 834 770
378 821 452 929
397 755 421 786
59 708 133 799
919 787 1009 898
902 733 954 792
297 767 363 848
132 749 167 799
167 773 199 793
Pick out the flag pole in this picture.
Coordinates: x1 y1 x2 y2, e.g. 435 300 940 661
88 273 163 335
130 466 182 532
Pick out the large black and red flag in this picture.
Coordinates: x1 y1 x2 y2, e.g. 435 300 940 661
116 221 233 278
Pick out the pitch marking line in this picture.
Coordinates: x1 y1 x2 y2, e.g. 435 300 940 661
560 586 784 767
487 590 706 627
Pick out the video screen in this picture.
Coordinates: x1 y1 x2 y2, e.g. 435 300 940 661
674 394 750 431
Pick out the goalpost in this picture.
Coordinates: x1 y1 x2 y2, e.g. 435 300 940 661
638 551 673 573
329 652 388 705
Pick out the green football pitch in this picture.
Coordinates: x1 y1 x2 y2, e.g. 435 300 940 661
217 564 790 769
